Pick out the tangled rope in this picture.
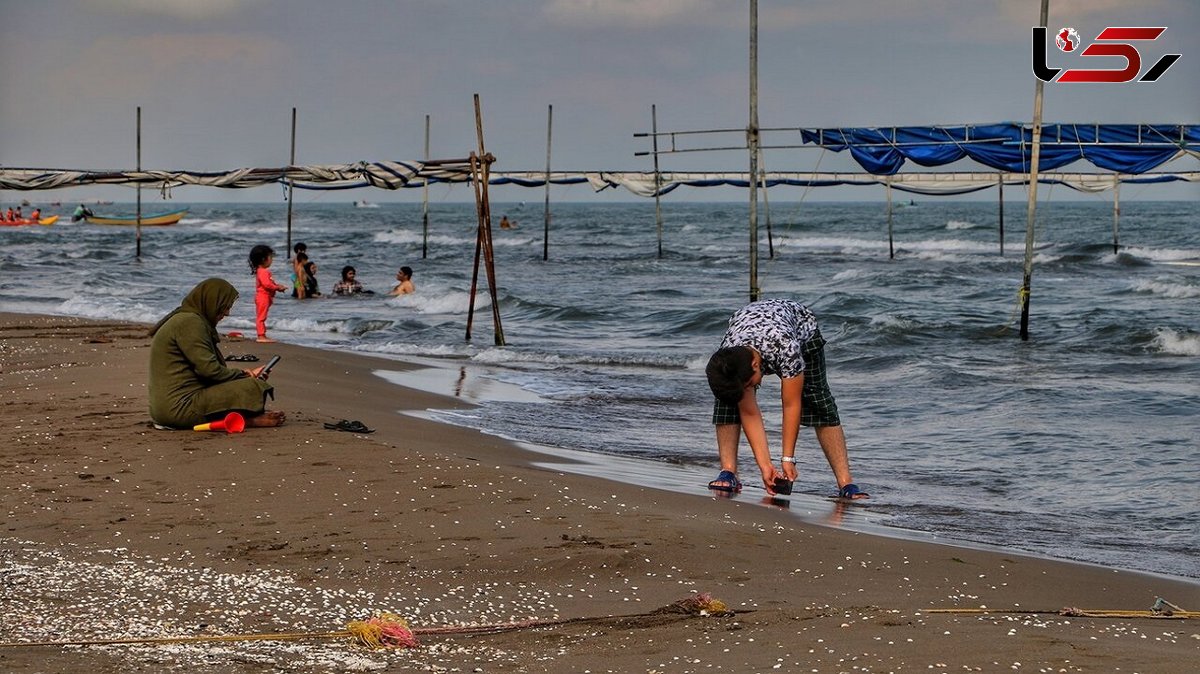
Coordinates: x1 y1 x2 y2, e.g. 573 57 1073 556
0 593 733 651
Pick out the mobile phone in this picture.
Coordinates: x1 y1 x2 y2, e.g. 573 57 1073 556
772 478 794 495
258 355 281 379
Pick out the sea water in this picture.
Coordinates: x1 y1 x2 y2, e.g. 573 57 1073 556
1 198 1196 580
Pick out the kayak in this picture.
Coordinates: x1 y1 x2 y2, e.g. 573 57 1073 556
0 215 59 226
83 208 188 226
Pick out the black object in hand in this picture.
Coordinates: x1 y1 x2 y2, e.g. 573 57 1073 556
773 478 794 495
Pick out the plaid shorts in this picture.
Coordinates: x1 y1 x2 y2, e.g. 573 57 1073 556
711 330 841 427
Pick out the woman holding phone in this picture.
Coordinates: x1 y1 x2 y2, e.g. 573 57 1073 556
148 278 286 429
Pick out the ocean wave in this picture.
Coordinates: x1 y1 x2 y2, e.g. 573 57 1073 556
470 347 685 370
1130 278 1200 299
945 220 978 230
1150 328 1200 356
1109 246 1200 264
57 297 160 325
388 289 490 314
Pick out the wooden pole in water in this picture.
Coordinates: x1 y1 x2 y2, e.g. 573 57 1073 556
652 104 664 259
1111 175 1121 254
886 178 894 259
466 152 483 343
286 107 296 257
475 94 505 346
422 114 430 259
757 146 774 259
998 174 1005 256
1020 0 1050 341
136 106 142 259
543 104 552 261
747 0 761 302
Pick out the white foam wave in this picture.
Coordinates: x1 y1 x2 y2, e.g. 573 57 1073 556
946 220 978 230
388 290 489 314
1116 246 1200 263
831 268 869 282
375 230 474 247
57 296 160 324
1150 328 1200 356
1131 279 1200 299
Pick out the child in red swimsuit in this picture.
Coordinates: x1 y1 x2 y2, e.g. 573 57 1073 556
249 245 288 343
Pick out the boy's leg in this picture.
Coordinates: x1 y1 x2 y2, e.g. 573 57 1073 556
814 425 854 489
716 423 741 473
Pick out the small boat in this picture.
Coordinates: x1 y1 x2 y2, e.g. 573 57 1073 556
354 200 379 209
0 215 59 227
83 208 188 226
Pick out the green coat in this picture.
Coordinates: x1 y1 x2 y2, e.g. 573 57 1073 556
148 279 273 428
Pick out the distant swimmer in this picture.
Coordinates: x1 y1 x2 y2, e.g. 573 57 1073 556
333 265 374 295
72 204 94 222
499 215 515 230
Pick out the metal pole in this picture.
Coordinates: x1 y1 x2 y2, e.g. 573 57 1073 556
652 104 663 259
1020 0 1050 341
543 104 552 261
747 0 760 302
136 106 142 259
423 114 430 259
1111 175 1120 254
758 146 774 259
287 107 296 257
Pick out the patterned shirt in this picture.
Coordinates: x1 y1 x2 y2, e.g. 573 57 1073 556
719 299 818 379
332 280 363 295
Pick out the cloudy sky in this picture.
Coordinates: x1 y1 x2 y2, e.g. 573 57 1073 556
1 0 1196 202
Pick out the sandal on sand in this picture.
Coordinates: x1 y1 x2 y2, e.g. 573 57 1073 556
224 354 259 362
707 470 742 493
324 419 375 434
838 483 869 499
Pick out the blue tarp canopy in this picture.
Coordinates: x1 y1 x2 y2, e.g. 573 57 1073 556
800 123 1198 175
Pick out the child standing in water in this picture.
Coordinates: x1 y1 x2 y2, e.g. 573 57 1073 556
249 245 288 343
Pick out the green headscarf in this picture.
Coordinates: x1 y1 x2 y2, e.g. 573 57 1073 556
149 278 239 336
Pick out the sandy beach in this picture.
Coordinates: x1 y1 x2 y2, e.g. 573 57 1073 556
0 312 1196 673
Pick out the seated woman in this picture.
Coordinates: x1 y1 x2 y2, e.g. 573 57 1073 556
148 278 285 429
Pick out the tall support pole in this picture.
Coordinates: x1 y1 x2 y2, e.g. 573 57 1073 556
1020 0 1050 341
886 179 895 260
543 104 553 261
1111 175 1121 254
422 114 430 259
651 104 664 259
136 106 142 259
286 107 296 257
747 0 761 302
998 174 1005 255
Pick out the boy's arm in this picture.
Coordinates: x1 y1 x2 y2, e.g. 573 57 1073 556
780 375 803 480
737 391 778 489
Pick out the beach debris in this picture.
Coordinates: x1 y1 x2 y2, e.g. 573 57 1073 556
0 595 734 652
927 598 1198 621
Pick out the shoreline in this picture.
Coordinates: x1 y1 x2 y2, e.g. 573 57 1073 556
1 312 1197 672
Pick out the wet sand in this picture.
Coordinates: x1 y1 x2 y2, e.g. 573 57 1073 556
0 312 1196 673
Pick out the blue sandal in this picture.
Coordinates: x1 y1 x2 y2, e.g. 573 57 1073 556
838 483 869 499
708 470 742 493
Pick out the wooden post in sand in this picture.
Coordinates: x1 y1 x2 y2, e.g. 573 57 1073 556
465 94 505 346
286 107 296 257
136 106 142 259
747 0 761 302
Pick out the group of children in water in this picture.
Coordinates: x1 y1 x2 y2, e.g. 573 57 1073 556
247 242 415 343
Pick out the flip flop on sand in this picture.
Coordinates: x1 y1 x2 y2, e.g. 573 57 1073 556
838 483 869 499
224 354 259 362
324 419 375 434
707 470 742 493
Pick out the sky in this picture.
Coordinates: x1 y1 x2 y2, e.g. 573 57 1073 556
1 0 1197 203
